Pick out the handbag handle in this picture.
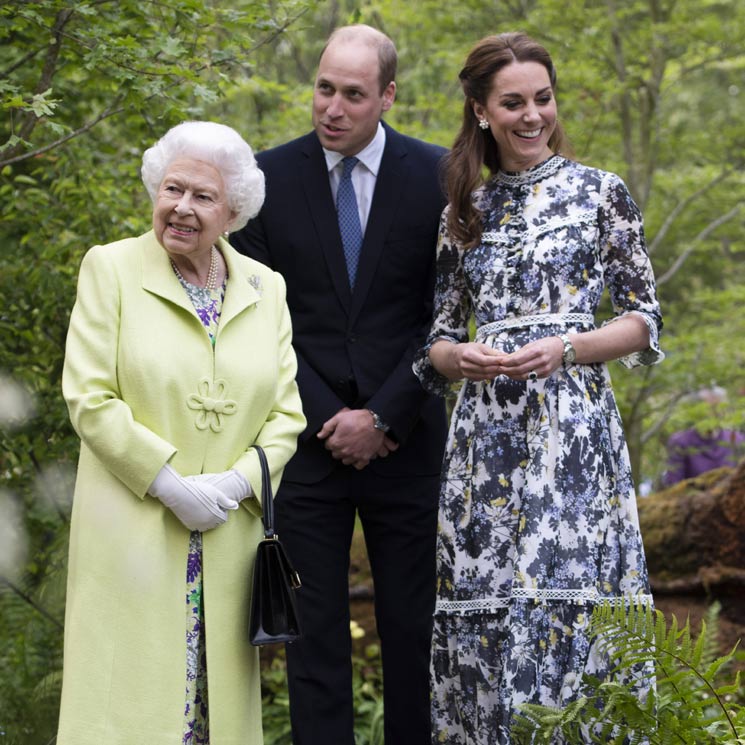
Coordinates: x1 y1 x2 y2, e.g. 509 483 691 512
253 445 276 540
252 445 301 589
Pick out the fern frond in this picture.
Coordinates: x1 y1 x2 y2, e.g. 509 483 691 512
513 601 744 744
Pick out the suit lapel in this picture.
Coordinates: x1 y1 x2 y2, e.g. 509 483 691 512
349 128 408 323
300 137 353 310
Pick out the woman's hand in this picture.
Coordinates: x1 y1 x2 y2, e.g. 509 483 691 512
429 336 564 382
149 464 238 531
500 314 651 380
494 335 565 381
429 340 506 382
429 315 651 384
188 469 251 503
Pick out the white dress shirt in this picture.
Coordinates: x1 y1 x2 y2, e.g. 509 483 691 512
323 123 386 235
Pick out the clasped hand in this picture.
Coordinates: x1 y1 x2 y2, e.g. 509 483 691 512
149 464 250 531
317 407 398 470
449 336 565 382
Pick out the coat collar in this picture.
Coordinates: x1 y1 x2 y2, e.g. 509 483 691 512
218 235 263 327
140 231 262 328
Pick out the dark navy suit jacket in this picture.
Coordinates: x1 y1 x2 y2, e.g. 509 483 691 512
231 123 448 483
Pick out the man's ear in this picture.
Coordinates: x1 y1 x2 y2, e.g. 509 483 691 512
381 81 396 112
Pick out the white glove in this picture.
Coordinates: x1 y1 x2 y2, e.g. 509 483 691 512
148 463 239 532
187 470 252 504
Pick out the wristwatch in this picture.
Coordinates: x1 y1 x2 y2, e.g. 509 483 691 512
558 334 576 364
368 409 390 433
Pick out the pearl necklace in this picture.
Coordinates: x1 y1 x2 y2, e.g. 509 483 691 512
171 245 219 291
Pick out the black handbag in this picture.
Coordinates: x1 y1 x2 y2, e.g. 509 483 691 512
248 445 302 646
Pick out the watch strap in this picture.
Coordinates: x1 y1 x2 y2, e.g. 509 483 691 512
558 333 576 363
368 409 390 433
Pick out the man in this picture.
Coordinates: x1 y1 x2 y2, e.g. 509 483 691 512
231 24 448 745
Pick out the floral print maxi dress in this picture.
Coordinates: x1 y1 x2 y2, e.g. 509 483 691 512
413 156 664 744
175 272 227 745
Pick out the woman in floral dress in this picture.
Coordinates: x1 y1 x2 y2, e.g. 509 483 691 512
413 34 663 744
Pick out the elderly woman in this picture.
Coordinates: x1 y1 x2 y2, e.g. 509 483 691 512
57 121 305 745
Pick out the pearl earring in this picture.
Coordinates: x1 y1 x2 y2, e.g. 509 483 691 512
478 118 490 130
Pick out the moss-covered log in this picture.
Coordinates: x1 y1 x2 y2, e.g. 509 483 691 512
638 459 745 618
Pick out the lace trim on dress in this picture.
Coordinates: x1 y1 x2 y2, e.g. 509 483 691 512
529 209 596 239
436 588 654 614
475 313 595 339
480 231 513 245
496 155 565 186
482 210 596 247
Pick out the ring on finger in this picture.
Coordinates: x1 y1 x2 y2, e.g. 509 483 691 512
528 371 538 381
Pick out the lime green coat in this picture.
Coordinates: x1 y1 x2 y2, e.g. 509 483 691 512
57 232 305 744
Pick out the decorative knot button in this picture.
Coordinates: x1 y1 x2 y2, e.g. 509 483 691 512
187 378 237 432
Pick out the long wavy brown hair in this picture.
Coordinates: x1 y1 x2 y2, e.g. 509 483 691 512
446 32 573 249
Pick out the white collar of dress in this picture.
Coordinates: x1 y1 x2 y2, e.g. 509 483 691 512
497 155 564 186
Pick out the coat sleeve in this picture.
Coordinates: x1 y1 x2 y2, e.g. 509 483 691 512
362 252 435 442
62 245 177 498
231 212 345 441
360 143 449 441
231 271 305 499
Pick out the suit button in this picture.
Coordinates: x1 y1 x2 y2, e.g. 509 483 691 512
347 335 357 344
336 378 345 388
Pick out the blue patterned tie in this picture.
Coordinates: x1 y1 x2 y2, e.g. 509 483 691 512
336 156 363 289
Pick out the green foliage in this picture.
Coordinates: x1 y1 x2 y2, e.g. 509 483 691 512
0 576 66 744
512 601 745 744
261 638 384 745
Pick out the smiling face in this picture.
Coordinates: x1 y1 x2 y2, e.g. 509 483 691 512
152 158 235 260
312 38 396 156
473 60 557 172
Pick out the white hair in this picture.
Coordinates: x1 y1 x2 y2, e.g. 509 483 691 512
141 121 265 231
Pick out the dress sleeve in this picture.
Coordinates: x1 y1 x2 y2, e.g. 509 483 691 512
412 207 472 396
598 173 664 368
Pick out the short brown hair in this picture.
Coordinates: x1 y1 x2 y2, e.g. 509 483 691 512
321 24 397 94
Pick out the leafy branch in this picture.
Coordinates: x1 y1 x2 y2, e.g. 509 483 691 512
656 203 744 286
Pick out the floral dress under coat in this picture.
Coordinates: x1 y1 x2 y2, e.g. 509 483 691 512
413 155 664 744
177 274 227 745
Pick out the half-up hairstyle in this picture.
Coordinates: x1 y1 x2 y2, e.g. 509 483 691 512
446 32 572 248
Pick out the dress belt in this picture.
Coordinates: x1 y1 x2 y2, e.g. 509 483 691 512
475 313 595 339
